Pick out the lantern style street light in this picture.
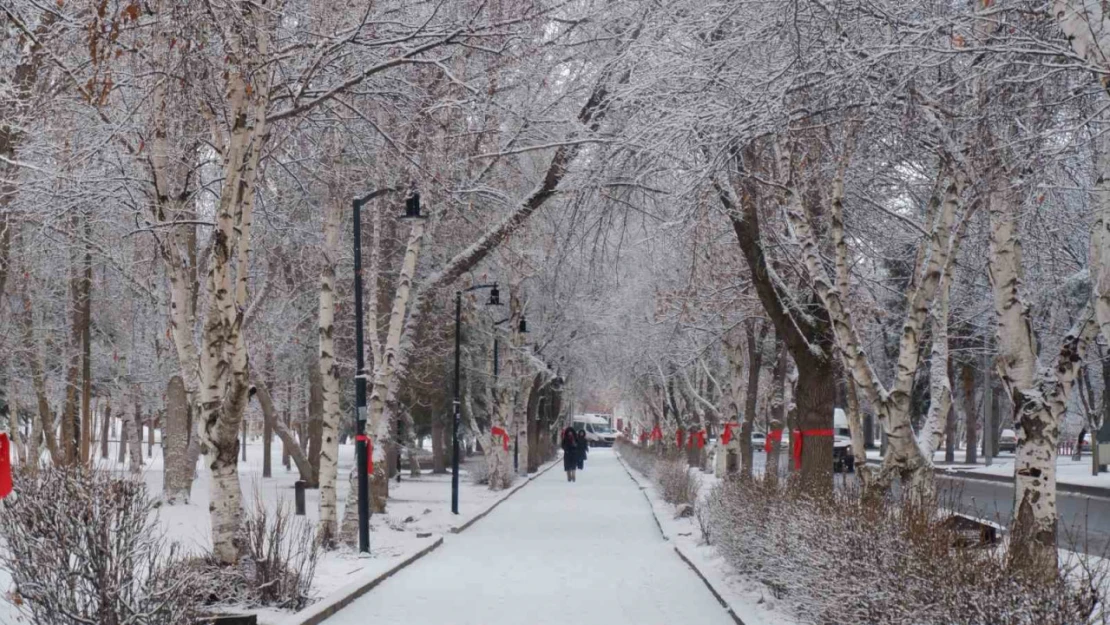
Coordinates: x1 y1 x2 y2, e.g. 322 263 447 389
452 283 501 514
351 187 398 553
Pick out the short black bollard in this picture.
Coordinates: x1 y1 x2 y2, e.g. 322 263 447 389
294 480 306 516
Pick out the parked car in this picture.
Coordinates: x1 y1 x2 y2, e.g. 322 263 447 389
833 435 855 473
998 429 1017 453
751 432 767 450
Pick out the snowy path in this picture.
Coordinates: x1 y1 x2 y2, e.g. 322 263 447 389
324 448 736 625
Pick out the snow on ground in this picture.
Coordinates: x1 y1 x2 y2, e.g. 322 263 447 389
864 448 1110 490
0 424 541 625
616 452 799 625
324 448 739 625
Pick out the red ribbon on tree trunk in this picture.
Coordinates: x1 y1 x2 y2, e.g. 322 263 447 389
639 431 649 444
765 428 783 453
0 434 11 500
491 426 510 451
721 422 740 446
356 434 374 475
650 425 663 441
691 430 706 449
792 429 834 470
676 429 685 448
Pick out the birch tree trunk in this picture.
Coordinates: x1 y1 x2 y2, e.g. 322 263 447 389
781 150 962 501
367 219 426 512
767 340 786 485
509 288 530 478
308 365 324 482
487 349 514 489
254 383 316 485
129 388 144 474
988 183 1098 575
164 376 193 503
317 198 344 546
100 395 111 460
200 17 272 563
741 322 767 478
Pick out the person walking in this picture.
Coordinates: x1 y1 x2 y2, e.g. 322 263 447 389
575 428 588 472
561 427 578 482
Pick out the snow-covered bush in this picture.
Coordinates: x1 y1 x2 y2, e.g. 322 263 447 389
706 477 1105 625
615 439 656 477
656 458 700 506
190 496 319 611
0 467 204 625
469 461 489 486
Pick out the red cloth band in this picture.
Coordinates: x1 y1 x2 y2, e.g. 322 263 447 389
355 434 374 475
0 434 11 500
650 425 663 441
792 429 834 470
765 428 783 453
676 429 685 448
491 426 510 451
721 422 739 446
694 430 706 449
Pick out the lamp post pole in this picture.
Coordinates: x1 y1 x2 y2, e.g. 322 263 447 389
452 284 501 513
350 187 398 553
452 291 462 515
352 197 371 553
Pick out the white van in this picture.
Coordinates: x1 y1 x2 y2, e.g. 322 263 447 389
572 414 619 447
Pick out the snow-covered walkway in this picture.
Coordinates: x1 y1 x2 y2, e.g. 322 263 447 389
324 448 736 625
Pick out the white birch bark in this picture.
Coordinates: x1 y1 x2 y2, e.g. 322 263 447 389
487 341 513 490
317 198 343 546
163 375 192 503
504 285 531 478
783 145 960 502
367 219 426 511
987 183 1099 574
200 12 272 563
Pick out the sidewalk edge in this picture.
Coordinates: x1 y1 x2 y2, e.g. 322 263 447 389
282 536 444 625
614 452 745 625
449 457 561 534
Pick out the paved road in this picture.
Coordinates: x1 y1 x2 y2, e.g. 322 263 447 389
933 475 1110 555
325 449 736 625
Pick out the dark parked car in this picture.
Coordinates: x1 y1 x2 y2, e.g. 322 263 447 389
998 429 1017 453
833 436 855 473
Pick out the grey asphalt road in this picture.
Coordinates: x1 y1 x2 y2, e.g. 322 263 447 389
934 474 1110 556
750 449 1110 556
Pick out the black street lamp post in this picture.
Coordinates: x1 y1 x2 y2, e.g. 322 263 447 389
351 187 405 553
453 284 500 514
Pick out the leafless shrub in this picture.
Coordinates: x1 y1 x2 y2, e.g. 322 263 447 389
657 458 701 506
695 498 712 545
706 476 1107 625
0 467 204 625
470 461 490 485
615 439 655 477
186 496 319 611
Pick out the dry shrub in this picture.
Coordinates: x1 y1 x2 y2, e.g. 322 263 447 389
617 440 701 506
189 496 319 611
0 467 204 625
706 476 1106 625
615 439 656 477
657 458 701 506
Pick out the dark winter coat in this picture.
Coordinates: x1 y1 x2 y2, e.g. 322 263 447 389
575 429 588 469
562 428 578 471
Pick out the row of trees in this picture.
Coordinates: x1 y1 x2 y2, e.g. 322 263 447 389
574 0 1110 580
10 0 1110 583
0 0 639 563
